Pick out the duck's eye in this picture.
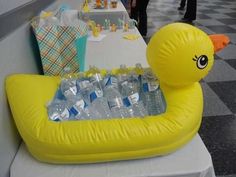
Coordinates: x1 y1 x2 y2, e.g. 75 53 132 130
196 55 208 69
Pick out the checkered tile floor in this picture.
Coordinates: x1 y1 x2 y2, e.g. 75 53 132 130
146 0 236 176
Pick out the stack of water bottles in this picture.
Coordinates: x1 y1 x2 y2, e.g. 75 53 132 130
47 64 166 121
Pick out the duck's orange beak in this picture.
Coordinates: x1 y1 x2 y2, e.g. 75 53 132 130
209 34 230 53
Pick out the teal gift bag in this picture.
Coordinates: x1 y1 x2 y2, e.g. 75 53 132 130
31 18 88 76
75 35 88 72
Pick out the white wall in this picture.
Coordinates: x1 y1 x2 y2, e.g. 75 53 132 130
0 22 41 177
0 0 60 175
0 0 61 176
0 1 84 176
0 0 33 15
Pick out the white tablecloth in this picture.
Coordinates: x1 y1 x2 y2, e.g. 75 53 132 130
10 134 215 177
85 29 149 70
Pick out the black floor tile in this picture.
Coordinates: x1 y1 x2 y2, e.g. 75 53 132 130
199 115 236 175
147 0 236 176
208 81 236 113
143 37 151 44
226 59 236 70
154 15 172 21
197 14 212 19
148 8 159 13
218 19 236 25
148 7 158 11
214 54 222 60
199 9 219 14
206 25 236 33
165 10 179 15
225 13 236 18
158 4 170 8
200 0 208 2
205 5 224 9
147 22 155 28
214 2 230 5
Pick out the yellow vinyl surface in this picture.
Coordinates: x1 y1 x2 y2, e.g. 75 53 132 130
6 74 202 163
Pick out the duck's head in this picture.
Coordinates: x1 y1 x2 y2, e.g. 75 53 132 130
147 23 229 87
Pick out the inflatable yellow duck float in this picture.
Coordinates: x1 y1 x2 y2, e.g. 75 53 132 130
6 23 229 163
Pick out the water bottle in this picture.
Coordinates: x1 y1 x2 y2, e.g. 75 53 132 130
87 66 103 91
53 88 66 101
102 71 119 90
116 64 129 84
77 77 108 119
66 95 92 120
47 99 70 121
88 85 111 119
134 63 144 75
128 71 141 94
60 67 77 99
149 74 166 114
121 73 148 117
103 75 130 118
76 78 92 104
134 63 144 84
115 65 129 93
141 69 166 115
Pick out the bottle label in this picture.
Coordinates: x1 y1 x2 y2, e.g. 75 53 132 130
49 112 60 121
69 99 87 116
143 82 159 92
108 98 123 109
90 90 103 102
69 106 79 116
104 76 118 87
78 80 90 90
123 93 139 107
91 73 102 82
60 108 70 120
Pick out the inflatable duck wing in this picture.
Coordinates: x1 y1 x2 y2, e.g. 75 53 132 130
6 23 229 163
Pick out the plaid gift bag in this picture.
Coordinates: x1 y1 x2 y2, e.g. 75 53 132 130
32 17 88 76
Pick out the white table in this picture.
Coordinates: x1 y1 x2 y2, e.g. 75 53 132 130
10 135 215 177
10 29 215 177
85 29 149 70
10 4 216 174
